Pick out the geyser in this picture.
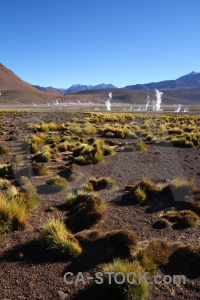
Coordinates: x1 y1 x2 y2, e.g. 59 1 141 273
175 104 181 112
145 95 150 111
155 89 163 111
105 92 112 111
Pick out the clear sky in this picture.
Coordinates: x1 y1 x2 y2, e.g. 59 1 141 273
1 0 200 88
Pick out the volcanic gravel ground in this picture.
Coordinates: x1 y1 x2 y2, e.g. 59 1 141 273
0 112 200 299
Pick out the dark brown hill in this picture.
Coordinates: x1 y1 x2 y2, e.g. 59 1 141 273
0 64 53 104
74 88 200 105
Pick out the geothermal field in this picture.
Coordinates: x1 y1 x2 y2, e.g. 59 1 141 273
0 99 199 300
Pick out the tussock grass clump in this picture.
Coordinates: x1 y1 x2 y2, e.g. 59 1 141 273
158 209 199 229
183 199 200 216
65 190 91 207
34 150 51 162
177 210 199 228
172 137 194 148
32 162 49 176
41 145 51 152
83 177 115 192
145 133 153 141
57 141 69 152
136 141 147 151
0 194 27 234
37 121 60 132
124 178 158 204
47 134 60 145
102 259 149 300
66 122 96 136
72 143 93 157
0 179 11 190
153 218 172 229
66 192 105 232
73 155 89 165
31 134 45 145
93 139 114 156
87 112 134 123
46 175 68 192
15 192 38 211
166 244 200 278
122 145 136 152
5 185 18 198
30 143 39 154
75 229 103 247
103 229 138 258
0 163 11 176
134 187 147 203
39 218 82 258
81 123 97 135
135 178 158 197
75 228 138 258
100 127 127 138
168 127 183 135
72 139 114 165
0 146 11 155
137 238 174 273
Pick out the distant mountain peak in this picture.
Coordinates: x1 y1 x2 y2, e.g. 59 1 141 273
190 71 198 75
65 83 117 94
125 71 200 91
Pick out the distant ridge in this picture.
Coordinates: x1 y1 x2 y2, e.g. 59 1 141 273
125 71 200 90
33 83 118 95
32 85 64 96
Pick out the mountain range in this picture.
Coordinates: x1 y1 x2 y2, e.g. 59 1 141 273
125 71 200 90
32 71 200 95
0 63 200 106
32 83 117 95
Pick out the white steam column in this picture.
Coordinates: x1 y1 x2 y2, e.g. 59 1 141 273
105 92 112 111
155 89 163 111
175 104 181 112
145 95 150 111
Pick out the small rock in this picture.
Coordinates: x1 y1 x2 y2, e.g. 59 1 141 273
58 291 68 300
15 251 24 260
155 151 162 155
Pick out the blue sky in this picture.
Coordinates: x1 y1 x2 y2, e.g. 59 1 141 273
1 0 200 88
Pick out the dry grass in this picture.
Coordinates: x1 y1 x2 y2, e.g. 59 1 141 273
82 177 115 192
166 244 200 278
32 162 49 176
0 194 27 234
102 259 149 300
66 192 106 232
46 175 68 192
137 238 174 273
39 218 82 258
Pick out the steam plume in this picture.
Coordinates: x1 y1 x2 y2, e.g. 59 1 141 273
105 92 112 111
155 89 163 111
145 95 150 111
175 104 181 112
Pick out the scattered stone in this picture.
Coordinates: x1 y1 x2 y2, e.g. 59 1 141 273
58 291 68 300
14 252 24 260
155 151 162 155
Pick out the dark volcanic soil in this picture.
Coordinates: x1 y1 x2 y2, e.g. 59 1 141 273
0 111 200 300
